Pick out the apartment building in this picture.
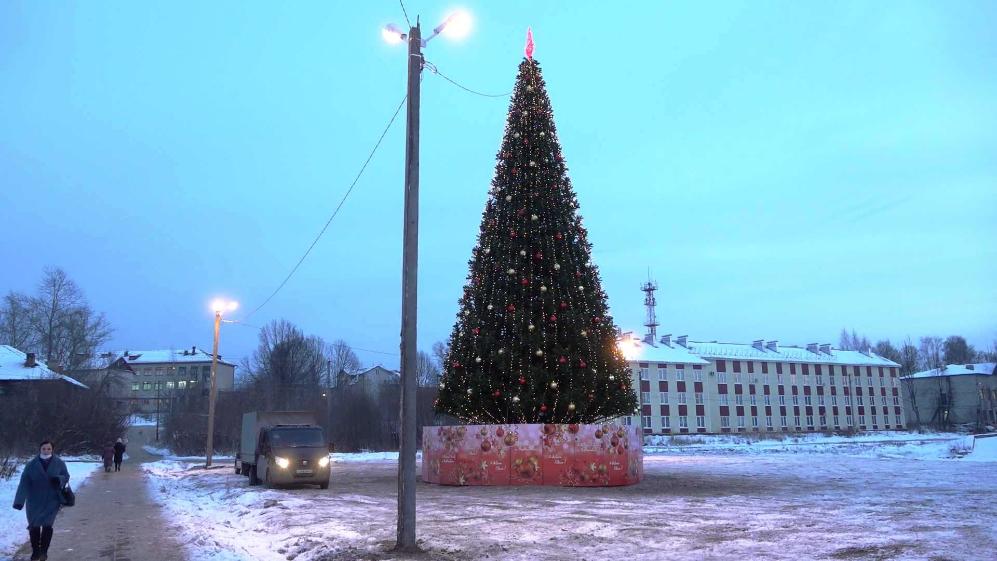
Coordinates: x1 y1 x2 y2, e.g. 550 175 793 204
903 362 996 430
99 347 237 414
621 332 905 435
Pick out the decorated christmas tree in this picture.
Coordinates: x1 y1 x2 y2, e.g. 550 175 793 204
435 35 638 425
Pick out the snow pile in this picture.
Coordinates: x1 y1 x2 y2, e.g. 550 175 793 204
0 461 100 557
143 444 171 457
965 435 997 462
128 414 158 427
644 431 970 460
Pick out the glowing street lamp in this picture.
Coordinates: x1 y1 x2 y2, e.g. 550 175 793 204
381 8 472 552
205 298 237 468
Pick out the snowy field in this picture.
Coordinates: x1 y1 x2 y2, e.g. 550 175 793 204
143 434 997 561
0 461 100 557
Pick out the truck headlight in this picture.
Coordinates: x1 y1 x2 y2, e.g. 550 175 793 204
318 456 330 468
275 456 290 469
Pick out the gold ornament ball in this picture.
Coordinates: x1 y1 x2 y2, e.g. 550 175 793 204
609 375 615 381
554 263 561 270
528 324 535 331
498 348 505 355
531 214 538 221
512 396 520 403
540 285 547 292
475 357 482 363
514 132 521 138
505 195 512 202
549 381 558 389
467 388 473 394
487 304 494 310
535 350 543 357
568 402 576 411
580 330 587 336
484 248 491 254
519 250 526 256
507 268 516 275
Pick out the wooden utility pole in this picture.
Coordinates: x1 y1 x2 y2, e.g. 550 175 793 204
396 21 422 552
205 311 221 468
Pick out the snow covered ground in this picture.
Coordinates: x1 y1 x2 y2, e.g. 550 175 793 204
143 434 997 561
0 461 101 557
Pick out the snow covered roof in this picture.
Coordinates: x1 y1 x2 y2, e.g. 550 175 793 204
106 347 235 367
617 334 710 365
0 345 89 388
686 341 900 367
353 366 400 378
907 363 996 379
620 331 900 367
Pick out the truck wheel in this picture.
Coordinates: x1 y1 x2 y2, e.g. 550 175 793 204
319 481 329 490
249 466 260 486
264 466 272 488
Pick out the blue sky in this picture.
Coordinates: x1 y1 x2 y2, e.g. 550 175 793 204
1 1 995 369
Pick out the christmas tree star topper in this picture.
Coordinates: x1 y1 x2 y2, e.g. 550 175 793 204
525 27 535 60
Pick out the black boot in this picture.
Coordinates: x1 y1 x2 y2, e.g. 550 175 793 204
39 526 53 561
28 526 41 560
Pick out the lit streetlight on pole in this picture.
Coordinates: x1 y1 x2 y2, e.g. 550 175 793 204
205 298 237 468
382 9 472 552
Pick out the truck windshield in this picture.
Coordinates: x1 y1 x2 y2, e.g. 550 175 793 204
269 428 325 447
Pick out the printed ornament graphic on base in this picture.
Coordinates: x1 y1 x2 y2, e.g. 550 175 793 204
422 423 642 487
426 31 642 487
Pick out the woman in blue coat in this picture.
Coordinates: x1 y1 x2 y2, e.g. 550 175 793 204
11 440 70 561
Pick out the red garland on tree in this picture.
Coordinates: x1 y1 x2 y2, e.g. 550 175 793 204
434 52 637 425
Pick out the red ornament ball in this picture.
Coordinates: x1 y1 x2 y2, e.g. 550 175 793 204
555 232 563 240
559 302 568 309
496 427 505 437
481 440 492 452
493 390 502 398
472 327 480 335
518 376 527 385
540 404 548 413
452 361 462 369
534 251 543 260
521 278 529 286
558 356 567 364
507 304 516 312
549 314 557 322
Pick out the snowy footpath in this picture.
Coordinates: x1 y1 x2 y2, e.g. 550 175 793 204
142 434 997 561
0 461 100 558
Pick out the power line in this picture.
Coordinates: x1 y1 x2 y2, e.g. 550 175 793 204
423 60 512 98
223 319 399 357
242 94 407 322
399 0 412 28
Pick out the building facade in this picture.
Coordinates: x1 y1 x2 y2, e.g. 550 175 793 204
98 347 237 414
902 363 996 430
621 333 905 435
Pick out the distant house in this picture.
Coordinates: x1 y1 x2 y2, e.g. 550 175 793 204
902 363 997 430
92 346 237 414
335 365 400 399
0 345 88 397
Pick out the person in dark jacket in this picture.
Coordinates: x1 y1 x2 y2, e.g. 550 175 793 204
12 440 70 561
113 438 126 471
102 444 114 473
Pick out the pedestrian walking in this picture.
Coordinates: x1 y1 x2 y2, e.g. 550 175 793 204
11 440 70 561
101 444 114 473
113 437 126 472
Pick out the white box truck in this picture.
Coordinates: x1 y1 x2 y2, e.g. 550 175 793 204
236 411 332 489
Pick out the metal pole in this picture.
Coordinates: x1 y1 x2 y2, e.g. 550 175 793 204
396 21 421 553
156 381 161 441
205 311 221 468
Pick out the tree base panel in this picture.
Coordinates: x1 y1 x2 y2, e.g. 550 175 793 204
422 422 642 486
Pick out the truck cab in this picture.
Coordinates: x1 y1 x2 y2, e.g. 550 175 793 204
237 411 332 489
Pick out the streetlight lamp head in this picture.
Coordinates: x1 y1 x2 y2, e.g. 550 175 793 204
211 299 238 314
438 10 472 40
382 23 406 45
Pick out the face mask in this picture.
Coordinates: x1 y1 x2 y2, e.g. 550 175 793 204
40 453 53 460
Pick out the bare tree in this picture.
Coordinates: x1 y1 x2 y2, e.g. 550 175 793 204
327 339 362 385
431 340 449 368
417 350 440 387
245 319 327 410
918 336 944 371
873 340 901 363
942 335 975 365
898 337 919 376
0 291 34 349
977 340 997 363
838 328 870 351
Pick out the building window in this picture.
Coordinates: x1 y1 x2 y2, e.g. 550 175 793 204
857 395 864 405
734 373 742 384
735 394 743 405
178 380 187 389
659 391 668 403
803 374 810 385
676 370 685 381
737 417 745 428
641 391 650 403
749 395 757 405
142 382 152 390
806 415 814 427
694 371 703 382
679 417 689 428
718 372 727 383
794 416 801 427
763 395 771 405
816 375 823 385
719 395 729 406
881 396 887 406
766 416 773 428
844 395 852 406
829 374 835 385
819 415 827 426
833 415 840 427
751 417 759 428
831 395 837 406
893 396 900 405
695 393 704 405
817 395 824 406
662 416 670 428
696 416 705 428
872 415 878 426
780 416 788 426
790 373 797 385
859 415 866 426
777 373 784 384
678 393 687 404
642 416 651 428
778 395 786 405
131 382 140 391
791 395 799 405
762 374 769 385
189 380 197 387
639 367 649 380
895 415 902 426
178 366 187 377
658 369 667 381
166 381 175 389
156 367 164 376
721 416 730 428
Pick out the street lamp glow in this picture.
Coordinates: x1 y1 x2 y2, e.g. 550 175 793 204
438 10 472 40
382 24 405 44
211 299 238 314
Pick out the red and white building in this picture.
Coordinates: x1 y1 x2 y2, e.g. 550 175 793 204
620 333 905 435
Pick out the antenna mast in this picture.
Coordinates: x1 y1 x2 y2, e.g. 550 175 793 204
641 276 659 343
